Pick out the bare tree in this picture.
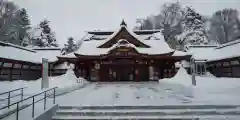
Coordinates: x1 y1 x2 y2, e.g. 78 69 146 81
209 8 240 44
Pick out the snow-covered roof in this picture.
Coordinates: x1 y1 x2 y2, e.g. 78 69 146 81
186 46 215 60
186 39 240 62
75 25 174 56
0 41 61 63
34 49 62 62
207 39 240 61
0 42 40 63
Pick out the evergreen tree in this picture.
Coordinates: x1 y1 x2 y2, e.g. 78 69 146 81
61 37 77 55
17 8 31 46
31 19 58 47
177 7 208 48
183 7 205 31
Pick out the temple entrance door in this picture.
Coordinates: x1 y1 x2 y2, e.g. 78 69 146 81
115 65 133 81
111 59 134 81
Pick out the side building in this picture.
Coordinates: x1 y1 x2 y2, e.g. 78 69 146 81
0 41 67 81
186 39 240 78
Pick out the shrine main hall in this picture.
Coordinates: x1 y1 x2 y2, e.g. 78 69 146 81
58 21 191 81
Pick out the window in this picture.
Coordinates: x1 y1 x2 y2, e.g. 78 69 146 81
194 62 206 76
3 63 12 67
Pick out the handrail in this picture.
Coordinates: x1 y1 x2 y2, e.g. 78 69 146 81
0 87 27 108
0 87 27 96
0 87 57 120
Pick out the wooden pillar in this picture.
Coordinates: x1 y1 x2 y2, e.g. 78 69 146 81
173 61 176 77
86 62 91 81
158 61 162 79
9 62 15 81
161 60 165 79
228 61 233 77
0 61 4 73
19 64 23 76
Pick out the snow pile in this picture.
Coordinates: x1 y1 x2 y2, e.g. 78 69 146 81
0 69 88 96
159 67 192 87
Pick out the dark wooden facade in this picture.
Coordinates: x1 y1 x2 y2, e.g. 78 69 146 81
59 48 190 82
207 57 240 78
0 58 67 81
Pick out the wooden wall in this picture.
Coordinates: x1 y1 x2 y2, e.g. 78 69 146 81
0 60 67 81
207 58 240 78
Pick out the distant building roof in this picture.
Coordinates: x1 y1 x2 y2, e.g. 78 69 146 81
0 41 62 64
187 39 240 62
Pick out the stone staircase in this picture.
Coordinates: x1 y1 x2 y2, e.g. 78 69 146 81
52 105 240 120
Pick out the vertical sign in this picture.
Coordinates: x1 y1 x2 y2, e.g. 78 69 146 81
42 58 49 89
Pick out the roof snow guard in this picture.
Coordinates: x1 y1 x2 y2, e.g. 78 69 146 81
97 22 150 48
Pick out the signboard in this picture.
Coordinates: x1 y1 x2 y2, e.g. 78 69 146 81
42 58 49 89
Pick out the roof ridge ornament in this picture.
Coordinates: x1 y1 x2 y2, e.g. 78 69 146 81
120 19 127 26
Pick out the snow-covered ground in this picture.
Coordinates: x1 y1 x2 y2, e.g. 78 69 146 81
160 67 240 105
56 67 240 106
0 69 88 119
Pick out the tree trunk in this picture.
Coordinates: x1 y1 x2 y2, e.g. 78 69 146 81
222 23 228 42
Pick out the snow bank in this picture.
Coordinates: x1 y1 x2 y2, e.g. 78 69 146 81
159 67 192 87
159 67 194 99
0 69 88 96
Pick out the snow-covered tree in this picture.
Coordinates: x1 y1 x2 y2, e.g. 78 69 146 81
17 8 31 46
135 1 185 49
177 7 208 49
30 19 58 47
182 7 205 31
61 37 77 55
39 19 58 47
0 1 31 46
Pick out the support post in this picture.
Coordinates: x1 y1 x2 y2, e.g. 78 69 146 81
53 88 56 104
16 102 19 120
8 92 10 108
191 58 196 86
21 88 24 101
32 96 35 117
44 91 46 110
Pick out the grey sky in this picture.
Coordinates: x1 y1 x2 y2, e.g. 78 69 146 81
11 0 240 46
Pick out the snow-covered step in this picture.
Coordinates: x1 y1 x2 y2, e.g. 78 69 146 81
52 105 240 120
55 108 240 116
52 115 200 120
52 115 240 120
58 105 240 110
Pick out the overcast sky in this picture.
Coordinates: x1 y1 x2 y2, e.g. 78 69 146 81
11 0 240 46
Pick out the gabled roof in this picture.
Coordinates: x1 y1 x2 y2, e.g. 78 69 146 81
97 25 150 48
67 21 190 58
